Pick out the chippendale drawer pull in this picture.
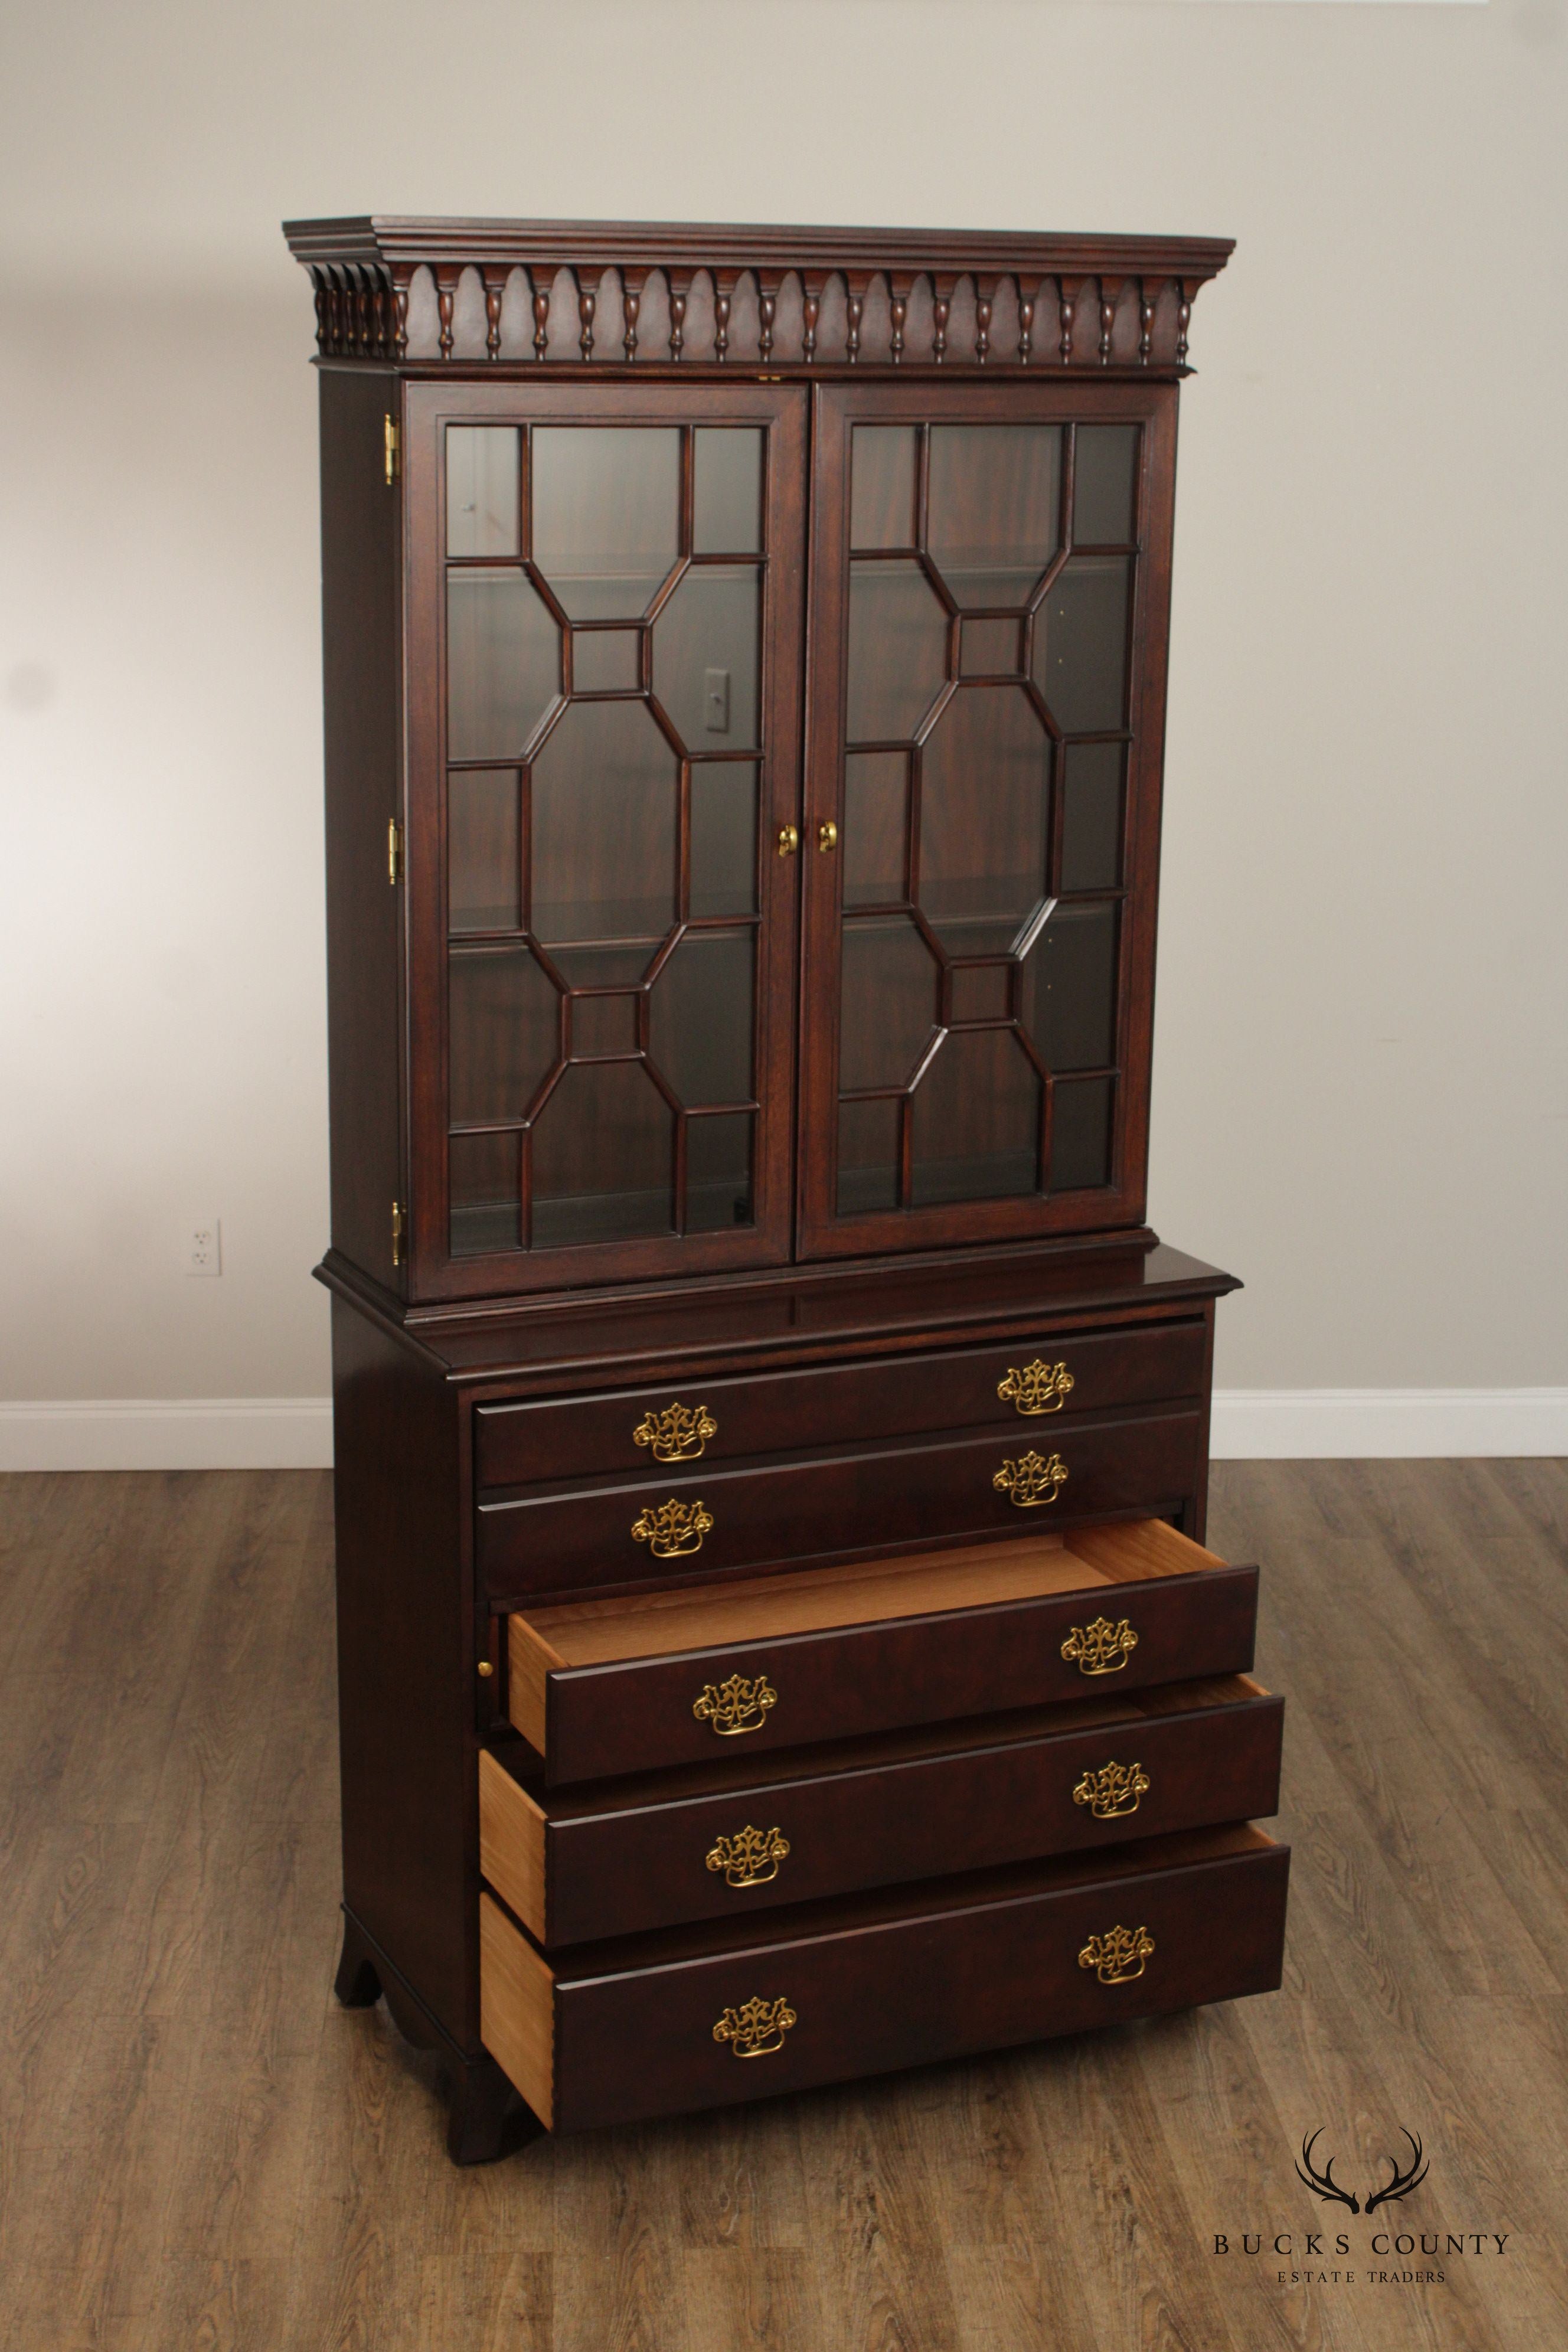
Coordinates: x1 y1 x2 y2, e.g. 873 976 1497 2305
1079 1925 1155 1985
992 1449 1068 1508
706 1824 790 1886
633 1401 717 1462
693 1673 778 1736
1073 1759 1151 1819
631 1497 713 1557
713 1994 797 2057
997 1358 1075 1416
1060 1616 1139 1675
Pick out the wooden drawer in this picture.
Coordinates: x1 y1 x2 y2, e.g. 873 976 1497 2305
474 1318 1206 1491
478 1403 1204 1602
504 1517 1257 1786
481 1673 1283 1946
480 1822 1289 2134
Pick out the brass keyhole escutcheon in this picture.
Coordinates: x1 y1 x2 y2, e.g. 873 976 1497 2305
992 1450 1068 1509
713 1995 796 2057
633 1401 716 1462
692 1673 778 1736
1072 1759 1150 1818
1079 1925 1154 1984
998 1359 1074 1416
1060 1616 1139 1676
706 1824 790 1886
777 825 799 857
631 1497 714 1558
817 820 838 851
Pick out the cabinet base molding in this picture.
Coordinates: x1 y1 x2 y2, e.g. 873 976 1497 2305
333 1909 545 2164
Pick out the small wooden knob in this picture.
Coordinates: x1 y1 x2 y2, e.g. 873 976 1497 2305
476 1659 494 1678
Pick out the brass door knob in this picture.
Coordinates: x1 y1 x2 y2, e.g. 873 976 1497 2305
817 821 838 851
777 825 799 857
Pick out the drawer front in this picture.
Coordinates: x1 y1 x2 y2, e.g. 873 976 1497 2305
474 1318 1207 1491
479 1404 1205 1603
527 1691 1284 1945
484 1834 1290 2134
522 1558 1257 1784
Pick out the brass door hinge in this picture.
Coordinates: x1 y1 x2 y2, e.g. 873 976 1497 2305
383 414 399 485
391 1200 405 1266
387 818 403 883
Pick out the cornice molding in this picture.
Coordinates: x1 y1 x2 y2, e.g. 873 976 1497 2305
281 215 1233 372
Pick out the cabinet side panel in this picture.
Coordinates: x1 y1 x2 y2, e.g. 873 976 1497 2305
332 1296 475 2044
321 368 403 1286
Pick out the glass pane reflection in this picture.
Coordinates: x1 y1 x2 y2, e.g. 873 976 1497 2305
531 425 681 619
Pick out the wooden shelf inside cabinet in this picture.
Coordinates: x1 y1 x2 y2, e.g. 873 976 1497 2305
288 213 1278 2165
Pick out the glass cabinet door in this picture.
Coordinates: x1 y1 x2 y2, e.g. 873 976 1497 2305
405 384 805 1298
799 383 1174 1259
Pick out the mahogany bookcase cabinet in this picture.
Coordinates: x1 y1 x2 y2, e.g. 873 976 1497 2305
283 216 1288 2162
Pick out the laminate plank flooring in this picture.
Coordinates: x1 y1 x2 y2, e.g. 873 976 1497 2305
0 1461 1563 2351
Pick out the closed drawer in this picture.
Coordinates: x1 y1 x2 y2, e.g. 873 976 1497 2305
480 1822 1290 2134
481 1673 1283 1946
478 1403 1204 1602
473 1317 1207 1490
505 1517 1257 1786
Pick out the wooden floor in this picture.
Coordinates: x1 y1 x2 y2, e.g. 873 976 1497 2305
1 1462 1565 2351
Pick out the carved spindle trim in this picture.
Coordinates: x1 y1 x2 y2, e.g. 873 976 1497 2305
668 272 690 361
932 275 954 364
358 272 374 357
1059 276 1082 367
623 272 642 361
577 276 597 361
484 272 504 360
974 277 995 365
310 271 328 353
888 272 911 365
801 274 822 362
710 269 732 361
532 275 552 361
393 276 410 358
1139 277 1154 366
845 273 868 364
1019 277 1038 367
436 273 456 362
1099 276 1122 367
1177 276 1197 366
757 279 777 360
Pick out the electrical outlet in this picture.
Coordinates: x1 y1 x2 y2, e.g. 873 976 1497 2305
703 666 731 733
187 1220 223 1276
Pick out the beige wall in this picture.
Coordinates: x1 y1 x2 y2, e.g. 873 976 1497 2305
1 0 1564 1440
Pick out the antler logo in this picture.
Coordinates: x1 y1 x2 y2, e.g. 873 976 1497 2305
1296 2128 1429 2214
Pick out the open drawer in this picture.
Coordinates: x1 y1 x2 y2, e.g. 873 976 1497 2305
480 1822 1291 2134
504 1518 1257 1785
481 1673 1283 1946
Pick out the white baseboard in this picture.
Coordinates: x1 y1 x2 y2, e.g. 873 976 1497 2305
0 1389 1562 1474
0 1398 335 1472
1210 1388 1568 1459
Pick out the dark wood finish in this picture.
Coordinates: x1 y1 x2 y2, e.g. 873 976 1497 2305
402 377 808 1305
482 1824 1289 2134
283 218 1233 373
479 1403 1208 1603
484 1674 1283 1945
473 1312 1207 1488
506 1523 1258 1784
319 369 405 1292
329 1299 478 2050
798 379 1177 1261
285 214 1270 2161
